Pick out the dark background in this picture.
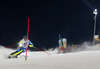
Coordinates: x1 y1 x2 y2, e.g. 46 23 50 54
0 0 100 49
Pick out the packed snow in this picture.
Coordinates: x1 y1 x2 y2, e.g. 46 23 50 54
0 45 100 69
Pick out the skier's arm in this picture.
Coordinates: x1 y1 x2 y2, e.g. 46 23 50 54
29 40 35 48
18 40 23 47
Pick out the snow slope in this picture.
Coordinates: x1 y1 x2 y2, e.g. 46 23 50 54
0 46 100 69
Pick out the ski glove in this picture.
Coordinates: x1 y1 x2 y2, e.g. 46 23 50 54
29 45 35 48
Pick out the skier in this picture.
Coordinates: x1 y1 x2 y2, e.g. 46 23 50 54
58 38 63 54
58 38 67 53
8 35 34 58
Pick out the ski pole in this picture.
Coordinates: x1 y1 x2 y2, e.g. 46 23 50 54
33 47 51 55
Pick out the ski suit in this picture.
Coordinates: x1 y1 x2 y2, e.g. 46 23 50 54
10 39 34 57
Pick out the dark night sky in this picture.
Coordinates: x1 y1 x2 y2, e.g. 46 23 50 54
0 0 100 49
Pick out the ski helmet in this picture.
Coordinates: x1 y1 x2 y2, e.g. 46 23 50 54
23 35 27 38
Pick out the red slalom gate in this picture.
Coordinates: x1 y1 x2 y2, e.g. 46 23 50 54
6 44 16 48
34 47 51 55
38 49 51 55
25 18 30 61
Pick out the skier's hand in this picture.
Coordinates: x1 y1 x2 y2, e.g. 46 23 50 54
29 45 34 48
19 43 23 47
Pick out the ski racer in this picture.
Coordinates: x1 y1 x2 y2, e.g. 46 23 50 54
8 35 34 58
58 38 67 53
